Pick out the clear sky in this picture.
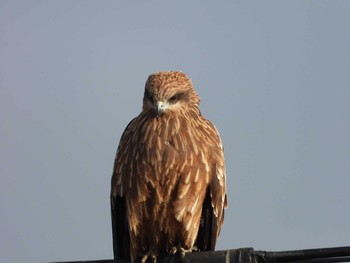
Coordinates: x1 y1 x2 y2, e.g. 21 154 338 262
1 1 349 262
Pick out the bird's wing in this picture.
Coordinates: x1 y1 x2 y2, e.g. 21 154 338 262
196 174 227 251
195 120 227 251
195 188 214 251
111 195 130 260
111 118 137 261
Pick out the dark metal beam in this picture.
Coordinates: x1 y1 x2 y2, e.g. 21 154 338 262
50 246 350 263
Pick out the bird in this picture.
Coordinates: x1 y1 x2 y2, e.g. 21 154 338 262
110 71 227 263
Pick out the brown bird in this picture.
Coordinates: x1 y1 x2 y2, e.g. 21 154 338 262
111 71 227 263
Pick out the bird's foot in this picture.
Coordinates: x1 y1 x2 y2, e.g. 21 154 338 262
191 246 199 252
169 246 178 254
141 252 157 263
168 246 198 257
179 247 193 257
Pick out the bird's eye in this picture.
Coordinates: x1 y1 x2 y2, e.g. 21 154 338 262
169 93 182 103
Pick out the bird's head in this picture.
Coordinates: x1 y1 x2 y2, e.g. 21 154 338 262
142 71 200 117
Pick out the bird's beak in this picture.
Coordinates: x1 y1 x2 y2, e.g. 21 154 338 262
155 101 166 116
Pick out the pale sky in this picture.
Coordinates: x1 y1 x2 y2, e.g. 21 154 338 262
1 1 349 262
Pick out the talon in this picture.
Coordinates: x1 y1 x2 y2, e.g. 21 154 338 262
141 252 157 263
141 255 148 263
170 246 177 254
179 247 193 257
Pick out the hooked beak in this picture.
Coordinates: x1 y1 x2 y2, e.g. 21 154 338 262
155 101 166 116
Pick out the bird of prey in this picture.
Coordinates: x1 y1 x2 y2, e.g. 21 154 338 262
111 71 227 263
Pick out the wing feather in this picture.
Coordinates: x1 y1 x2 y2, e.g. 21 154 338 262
195 118 227 251
111 118 137 261
111 195 130 259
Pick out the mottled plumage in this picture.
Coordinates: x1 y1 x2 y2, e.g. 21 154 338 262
111 71 227 263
